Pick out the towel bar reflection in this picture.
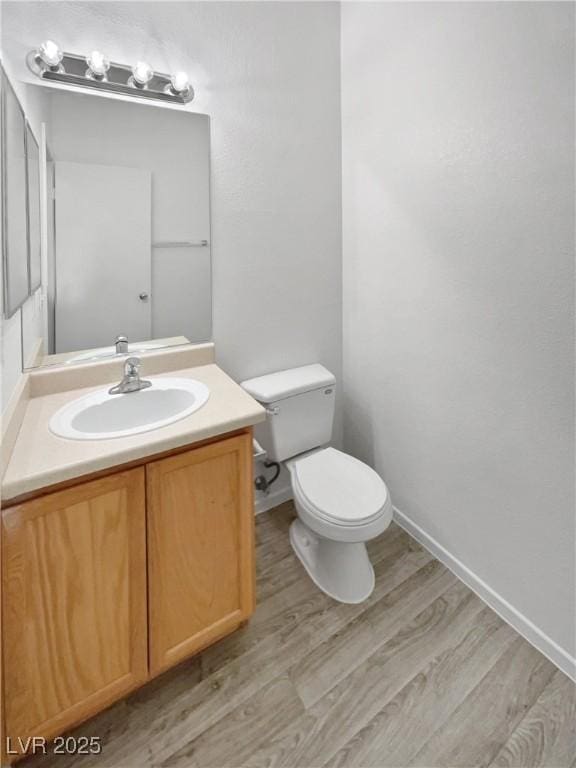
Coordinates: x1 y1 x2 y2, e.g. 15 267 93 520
152 240 209 248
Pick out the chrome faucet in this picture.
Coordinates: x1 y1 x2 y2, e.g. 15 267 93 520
109 357 152 395
115 335 129 354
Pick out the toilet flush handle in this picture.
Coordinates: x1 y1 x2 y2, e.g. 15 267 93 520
266 406 280 416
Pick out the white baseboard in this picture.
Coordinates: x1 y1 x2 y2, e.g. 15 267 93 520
255 485 293 515
394 506 576 682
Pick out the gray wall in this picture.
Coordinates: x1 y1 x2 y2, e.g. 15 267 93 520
342 1 575 661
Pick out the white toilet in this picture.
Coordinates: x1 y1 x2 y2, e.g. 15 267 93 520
241 364 392 604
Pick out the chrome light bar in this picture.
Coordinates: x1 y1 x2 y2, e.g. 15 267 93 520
27 42 194 105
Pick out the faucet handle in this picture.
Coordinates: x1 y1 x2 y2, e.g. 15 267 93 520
125 356 141 376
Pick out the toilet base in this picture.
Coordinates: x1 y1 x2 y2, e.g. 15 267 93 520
289 518 375 604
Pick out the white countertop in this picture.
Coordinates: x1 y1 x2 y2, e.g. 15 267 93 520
2 363 266 502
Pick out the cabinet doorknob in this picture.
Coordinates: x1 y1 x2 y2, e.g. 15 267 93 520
139 292 149 301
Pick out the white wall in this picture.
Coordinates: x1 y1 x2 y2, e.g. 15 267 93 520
0 1 342 424
342 1 575 665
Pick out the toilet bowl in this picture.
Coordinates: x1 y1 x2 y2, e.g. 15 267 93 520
240 363 392 604
287 447 392 603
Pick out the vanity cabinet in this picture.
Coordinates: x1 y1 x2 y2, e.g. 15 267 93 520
2 469 148 745
1 430 255 757
147 434 254 674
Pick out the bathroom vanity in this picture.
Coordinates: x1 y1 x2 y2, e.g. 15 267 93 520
0 346 266 760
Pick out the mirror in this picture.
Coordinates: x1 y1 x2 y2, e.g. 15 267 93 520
1 68 29 317
22 87 211 368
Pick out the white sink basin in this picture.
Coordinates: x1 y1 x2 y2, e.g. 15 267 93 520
49 377 210 440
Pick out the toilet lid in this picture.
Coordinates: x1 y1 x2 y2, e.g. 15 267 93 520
291 448 389 526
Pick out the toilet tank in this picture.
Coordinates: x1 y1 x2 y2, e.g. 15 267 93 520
241 364 336 462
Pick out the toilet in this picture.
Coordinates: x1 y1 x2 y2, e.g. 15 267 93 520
241 364 392 604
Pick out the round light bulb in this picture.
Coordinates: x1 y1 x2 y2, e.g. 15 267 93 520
170 71 190 94
86 50 110 78
38 40 63 69
131 61 153 87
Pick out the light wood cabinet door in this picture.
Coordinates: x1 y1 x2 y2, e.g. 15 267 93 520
147 432 255 674
2 469 148 748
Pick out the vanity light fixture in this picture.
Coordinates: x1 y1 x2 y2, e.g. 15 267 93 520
26 43 194 104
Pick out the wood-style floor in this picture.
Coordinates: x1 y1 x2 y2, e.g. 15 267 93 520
25 502 575 768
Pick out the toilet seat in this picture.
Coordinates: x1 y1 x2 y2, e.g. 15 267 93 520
288 448 390 527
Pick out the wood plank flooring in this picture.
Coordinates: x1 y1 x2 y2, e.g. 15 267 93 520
23 502 575 768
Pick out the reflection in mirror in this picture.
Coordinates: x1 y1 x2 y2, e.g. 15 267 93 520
1 68 30 317
26 123 41 292
24 88 211 369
